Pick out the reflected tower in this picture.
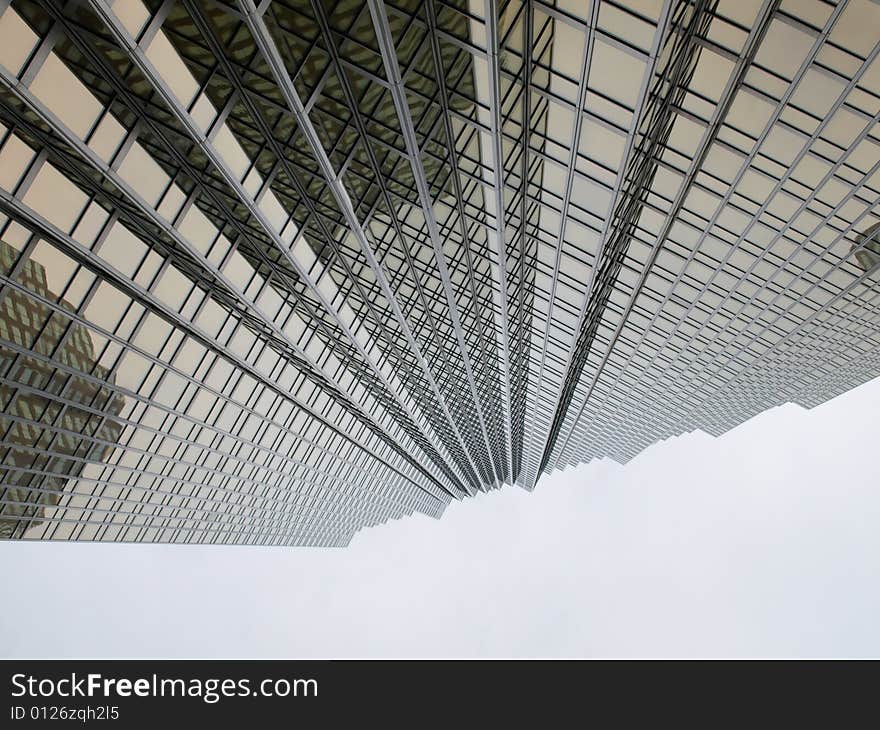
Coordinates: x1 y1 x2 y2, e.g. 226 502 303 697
1 241 125 538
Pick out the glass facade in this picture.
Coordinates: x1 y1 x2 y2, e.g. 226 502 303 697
0 0 877 544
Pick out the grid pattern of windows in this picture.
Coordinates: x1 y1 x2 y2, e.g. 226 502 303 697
0 0 877 544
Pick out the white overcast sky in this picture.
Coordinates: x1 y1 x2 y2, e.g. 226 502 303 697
2 376 879 658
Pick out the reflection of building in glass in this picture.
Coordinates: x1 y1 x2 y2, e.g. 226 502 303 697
0 0 879 545
852 223 880 273
0 241 124 538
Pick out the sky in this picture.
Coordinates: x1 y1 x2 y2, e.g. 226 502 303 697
2 375 879 658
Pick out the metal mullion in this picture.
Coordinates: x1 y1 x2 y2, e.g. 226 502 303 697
0 368 408 509
537 0 674 476
1 55 461 502
81 0 469 496
216 91 579 241
553 0 861 467
560 238 876 464
0 399 419 526
185 0 474 474
524 0 600 487
328 12 504 434
295 0 496 487
420 15 509 476
351 8 497 474
0 94 436 494
0 229 40 305
0 191 446 505
366 0 501 488
473 0 517 483
20 434 415 527
759 286 880 393
384 0 489 61
637 257 880 456
235 0 486 493
551 0 780 468
655 158 880 442
507 0 547 483
1 467 399 534
12 507 349 543
5 274 110 505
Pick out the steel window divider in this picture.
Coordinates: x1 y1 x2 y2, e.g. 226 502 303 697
84 0 473 495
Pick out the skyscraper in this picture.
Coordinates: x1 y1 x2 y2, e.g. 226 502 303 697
0 0 877 545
